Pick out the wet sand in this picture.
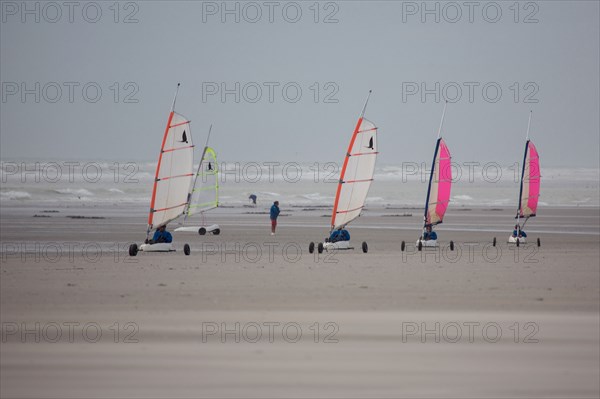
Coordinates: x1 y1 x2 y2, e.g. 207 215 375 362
1 203 599 397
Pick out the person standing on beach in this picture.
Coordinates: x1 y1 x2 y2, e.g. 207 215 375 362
270 201 280 235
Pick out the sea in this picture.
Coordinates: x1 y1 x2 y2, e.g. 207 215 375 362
1 160 598 209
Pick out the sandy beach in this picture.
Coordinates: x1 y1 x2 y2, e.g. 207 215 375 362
2 0 599 396
1 203 598 397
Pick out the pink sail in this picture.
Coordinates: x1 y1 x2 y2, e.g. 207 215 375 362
425 138 452 226
518 141 540 218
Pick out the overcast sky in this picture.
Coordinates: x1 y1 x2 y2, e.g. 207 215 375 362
1 1 598 167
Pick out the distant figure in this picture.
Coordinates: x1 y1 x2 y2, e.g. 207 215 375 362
423 225 438 241
270 201 280 235
512 224 527 238
249 194 257 206
329 229 350 243
151 225 173 244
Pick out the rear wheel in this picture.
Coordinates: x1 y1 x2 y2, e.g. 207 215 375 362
129 243 138 257
309 242 315 254
198 227 206 235
492 237 496 247
401 241 405 252
183 244 191 255
450 241 454 251
212 229 220 235
418 240 422 251
537 238 541 247
362 241 368 253
318 242 324 254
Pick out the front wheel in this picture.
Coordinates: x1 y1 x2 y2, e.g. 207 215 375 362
212 229 220 235
418 240 422 251
401 241 405 252
129 243 138 257
184 244 191 255
516 238 520 247
318 242 324 254
309 242 315 254
450 241 454 251
198 227 207 235
362 241 368 253
537 238 541 247
492 237 496 247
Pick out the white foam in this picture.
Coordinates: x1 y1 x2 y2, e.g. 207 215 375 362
54 188 94 197
257 192 280 197
302 193 330 201
0 191 31 200
453 195 474 201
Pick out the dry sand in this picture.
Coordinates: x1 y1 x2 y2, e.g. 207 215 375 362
1 203 599 398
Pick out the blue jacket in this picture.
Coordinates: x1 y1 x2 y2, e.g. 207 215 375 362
329 229 350 243
153 229 173 243
270 204 280 220
423 231 437 241
512 230 527 238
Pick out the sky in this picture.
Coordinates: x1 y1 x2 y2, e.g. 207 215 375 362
1 0 599 167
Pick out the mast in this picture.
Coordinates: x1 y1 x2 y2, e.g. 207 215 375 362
423 102 447 229
437 100 448 139
516 111 532 224
360 90 372 119
171 83 180 112
526 110 532 140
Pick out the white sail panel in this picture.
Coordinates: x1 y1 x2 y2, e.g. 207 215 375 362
187 147 218 216
331 118 378 230
149 111 194 229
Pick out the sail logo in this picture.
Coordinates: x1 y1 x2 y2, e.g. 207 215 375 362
366 137 375 150
180 131 188 144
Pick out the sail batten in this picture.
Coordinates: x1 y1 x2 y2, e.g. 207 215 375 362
162 145 194 153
